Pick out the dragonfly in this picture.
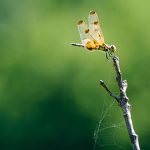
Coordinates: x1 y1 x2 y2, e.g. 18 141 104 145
71 10 116 59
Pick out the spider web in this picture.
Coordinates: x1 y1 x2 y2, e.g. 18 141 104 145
93 61 128 150
93 100 127 150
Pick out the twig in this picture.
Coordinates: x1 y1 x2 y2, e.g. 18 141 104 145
100 56 140 150
99 80 119 102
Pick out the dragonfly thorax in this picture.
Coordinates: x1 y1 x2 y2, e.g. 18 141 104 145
85 40 100 50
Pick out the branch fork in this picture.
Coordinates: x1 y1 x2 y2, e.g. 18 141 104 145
99 56 140 150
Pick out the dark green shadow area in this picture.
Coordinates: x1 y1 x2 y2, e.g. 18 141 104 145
0 84 94 150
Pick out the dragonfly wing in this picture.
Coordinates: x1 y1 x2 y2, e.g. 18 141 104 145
88 10 104 45
77 20 92 45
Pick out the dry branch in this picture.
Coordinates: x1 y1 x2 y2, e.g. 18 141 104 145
100 56 140 150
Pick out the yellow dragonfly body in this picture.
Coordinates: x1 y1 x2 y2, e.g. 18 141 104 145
71 11 116 56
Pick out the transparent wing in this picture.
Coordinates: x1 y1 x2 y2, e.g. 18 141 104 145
77 20 93 45
88 10 105 45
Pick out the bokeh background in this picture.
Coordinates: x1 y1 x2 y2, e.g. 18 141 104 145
0 0 150 149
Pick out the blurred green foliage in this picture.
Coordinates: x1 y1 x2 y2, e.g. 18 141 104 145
0 0 150 149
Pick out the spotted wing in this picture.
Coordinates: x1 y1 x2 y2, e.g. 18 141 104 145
88 10 104 45
77 20 93 45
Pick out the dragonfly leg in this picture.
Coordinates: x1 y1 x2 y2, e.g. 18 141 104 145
106 51 109 60
108 50 113 57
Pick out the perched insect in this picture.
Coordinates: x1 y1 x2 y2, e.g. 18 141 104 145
71 10 116 58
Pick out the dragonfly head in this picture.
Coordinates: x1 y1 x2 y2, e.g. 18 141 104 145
109 44 116 53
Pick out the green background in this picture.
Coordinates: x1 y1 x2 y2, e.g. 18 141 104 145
0 0 150 149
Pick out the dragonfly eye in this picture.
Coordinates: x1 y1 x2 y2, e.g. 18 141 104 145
110 45 116 52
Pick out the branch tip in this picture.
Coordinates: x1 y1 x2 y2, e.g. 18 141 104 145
113 56 119 61
99 80 104 85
